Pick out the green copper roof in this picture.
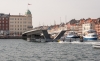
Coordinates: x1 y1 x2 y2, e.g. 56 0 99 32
26 9 31 15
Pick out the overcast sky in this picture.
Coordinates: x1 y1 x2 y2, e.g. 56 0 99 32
0 0 100 27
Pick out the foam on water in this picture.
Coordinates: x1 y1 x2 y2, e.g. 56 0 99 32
58 41 100 45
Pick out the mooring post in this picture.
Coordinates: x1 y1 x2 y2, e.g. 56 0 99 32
70 38 71 42
27 35 31 42
75 38 76 41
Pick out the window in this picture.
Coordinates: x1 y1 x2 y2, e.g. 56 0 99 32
6 21 8 23
6 28 8 30
23 22 26 23
2 21 4 23
28 22 31 24
6 18 8 20
24 18 26 20
2 28 4 30
10 18 14 20
2 24 4 26
20 18 22 20
6 24 8 26
2 18 4 20
91 24 92 26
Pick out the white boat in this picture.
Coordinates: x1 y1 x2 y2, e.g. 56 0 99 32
93 43 100 49
83 29 98 41
66 31 80 38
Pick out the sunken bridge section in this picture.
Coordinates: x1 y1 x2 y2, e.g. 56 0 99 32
22 29 66 42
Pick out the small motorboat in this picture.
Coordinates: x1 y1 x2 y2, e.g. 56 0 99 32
66 31 80 38
93 43 100 49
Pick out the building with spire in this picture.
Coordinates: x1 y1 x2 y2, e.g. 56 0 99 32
9 9 33 35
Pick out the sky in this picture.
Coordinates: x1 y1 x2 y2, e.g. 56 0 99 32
0 0 100 27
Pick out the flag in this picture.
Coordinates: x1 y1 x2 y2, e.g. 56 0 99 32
28 3 31 5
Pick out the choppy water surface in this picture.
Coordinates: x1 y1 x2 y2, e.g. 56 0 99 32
0 39 100 61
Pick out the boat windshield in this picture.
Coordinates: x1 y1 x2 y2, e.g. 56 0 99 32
91 35 97 37
68 32 76 35
88 30 96 33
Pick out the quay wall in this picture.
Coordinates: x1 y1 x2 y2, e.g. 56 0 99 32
0 36 22 39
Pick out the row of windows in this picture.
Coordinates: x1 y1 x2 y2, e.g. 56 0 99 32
0 21 8 23
96 29 100 31
0 24 8 26
10 22 31 24
0 18 32 20
10 32 22 33
10 28 27 30
0 28 8 30
95 26 100 28
0 18 8 20
83 24 92 26
10 18 31 20
83 27 92 30
10 25 28 27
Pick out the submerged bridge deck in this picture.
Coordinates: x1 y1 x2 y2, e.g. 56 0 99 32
22 29 67 42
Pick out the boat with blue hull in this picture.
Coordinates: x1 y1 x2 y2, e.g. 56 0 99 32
83 37 97 41
83 30 98 41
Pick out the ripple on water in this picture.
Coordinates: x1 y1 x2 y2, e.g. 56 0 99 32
0 39 100 61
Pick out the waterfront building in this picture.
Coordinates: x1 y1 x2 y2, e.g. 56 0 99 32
94 18 100 35
0 13 10 35
9 9 33 35
82 18 95 35
77 19 85 35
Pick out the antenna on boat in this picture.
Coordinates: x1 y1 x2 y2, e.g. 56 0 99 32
54 20 56 25
65 15 66 23
39 21 41 26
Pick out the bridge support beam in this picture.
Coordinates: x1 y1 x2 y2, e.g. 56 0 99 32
54 30 66 42
42 30 53 42
27 35 31 42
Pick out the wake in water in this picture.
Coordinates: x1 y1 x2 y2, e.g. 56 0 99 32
58 41 100 45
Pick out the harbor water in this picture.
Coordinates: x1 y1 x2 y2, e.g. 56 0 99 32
0 39 100 61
